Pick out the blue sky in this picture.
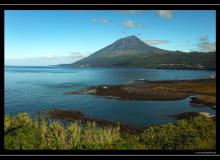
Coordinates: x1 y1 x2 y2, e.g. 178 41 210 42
5 10 216 66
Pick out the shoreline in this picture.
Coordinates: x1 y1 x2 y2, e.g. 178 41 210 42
5 111 216 150
6 65 216 71
58 64 216 71
39 109 144 134
38 108 216 135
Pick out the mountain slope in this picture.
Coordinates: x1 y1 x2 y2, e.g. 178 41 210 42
73 35 170 66
68 36 215 70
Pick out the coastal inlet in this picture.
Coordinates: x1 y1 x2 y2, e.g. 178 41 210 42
5 66 216 127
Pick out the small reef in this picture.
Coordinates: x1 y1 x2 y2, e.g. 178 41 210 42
65 78 216 108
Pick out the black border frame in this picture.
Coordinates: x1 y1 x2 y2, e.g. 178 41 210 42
0 0 220 5
0 5 219 156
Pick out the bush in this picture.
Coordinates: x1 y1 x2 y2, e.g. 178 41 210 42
4 115 11 133
4 125 41 150
4 113 121 150
80 121 120 149
5 113 32 134
66 122 81 149
140 116 216 150
4 113 216 150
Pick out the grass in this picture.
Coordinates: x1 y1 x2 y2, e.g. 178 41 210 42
4 112 216 150
5 113 120 150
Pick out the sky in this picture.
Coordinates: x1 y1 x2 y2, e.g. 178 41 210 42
5 10 216 66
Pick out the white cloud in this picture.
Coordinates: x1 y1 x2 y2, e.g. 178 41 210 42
123 20 144 28
46 54 56 59
101 18 110 24
198 36 216 52
143 40 170 45
119 10 175 19
91 18 110 24
157 10 174 19
118 10 145 14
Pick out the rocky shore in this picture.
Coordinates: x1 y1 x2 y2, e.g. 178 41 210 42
44 109 144 134
170 112 216 121
40 108 215 135
65 78 216 108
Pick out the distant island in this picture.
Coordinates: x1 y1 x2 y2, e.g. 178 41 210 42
60 36 216 70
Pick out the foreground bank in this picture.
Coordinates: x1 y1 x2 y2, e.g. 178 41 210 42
4 112 216 150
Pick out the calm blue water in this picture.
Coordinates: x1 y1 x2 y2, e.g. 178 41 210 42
5 66 216 127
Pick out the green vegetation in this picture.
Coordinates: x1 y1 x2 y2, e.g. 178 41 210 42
5 113 120 150
5 113 216 150
73 49 216 70
71 36 216 70
131 52 216 70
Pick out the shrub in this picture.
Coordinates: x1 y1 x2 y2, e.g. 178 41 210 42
45 121 66 150
66 122 81 149
4 115 11 133
10 113 32 129
4 125 41 150
80 121 120 149
4 113 216 150
140 116 216 150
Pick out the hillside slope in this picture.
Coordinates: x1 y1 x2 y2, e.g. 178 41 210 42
67 36 215 70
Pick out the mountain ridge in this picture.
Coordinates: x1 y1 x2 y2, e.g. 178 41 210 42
73 35 171 66
64 36 215 70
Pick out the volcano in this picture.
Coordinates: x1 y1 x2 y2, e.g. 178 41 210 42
72 35 170 66
69 35 215 69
